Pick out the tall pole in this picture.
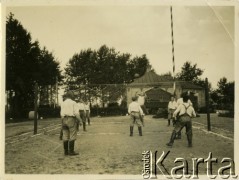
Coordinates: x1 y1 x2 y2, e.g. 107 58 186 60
205 78 211 131
34 82 38 134
170 6 176 95
56 76 58 106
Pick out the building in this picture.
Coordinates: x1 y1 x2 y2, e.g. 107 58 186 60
126 70 205 113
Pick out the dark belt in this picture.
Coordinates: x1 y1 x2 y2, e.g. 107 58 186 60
64 115 75 118
131 111 140 113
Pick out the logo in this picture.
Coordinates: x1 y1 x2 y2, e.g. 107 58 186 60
142 151 238 179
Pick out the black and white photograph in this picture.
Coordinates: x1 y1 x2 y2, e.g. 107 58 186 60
1 0 238 179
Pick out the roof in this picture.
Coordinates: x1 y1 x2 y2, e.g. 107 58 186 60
128 70 174 86
146 88 172 100
128 70 203 89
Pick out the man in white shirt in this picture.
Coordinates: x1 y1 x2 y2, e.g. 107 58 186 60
166 95 196 148
174 94 193 139
167 96 178 126
60 91 82 156
128 96 144 136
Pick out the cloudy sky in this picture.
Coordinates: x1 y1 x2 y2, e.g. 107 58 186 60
5 3 235 88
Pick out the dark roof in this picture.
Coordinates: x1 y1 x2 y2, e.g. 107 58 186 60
128 70 203 89
146 88 172 100
177 81 203 89
129 70 174 86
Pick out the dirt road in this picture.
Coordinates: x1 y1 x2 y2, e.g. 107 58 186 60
5 115 234 177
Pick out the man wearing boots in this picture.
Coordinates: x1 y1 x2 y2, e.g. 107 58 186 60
60 91 82 156
167 96 177 126
128 96 144 136
174 93 193 139
166 94 196 148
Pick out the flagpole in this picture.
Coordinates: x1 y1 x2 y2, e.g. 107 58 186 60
170 6 176 95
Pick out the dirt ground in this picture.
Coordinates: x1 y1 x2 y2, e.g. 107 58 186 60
5 114 234 178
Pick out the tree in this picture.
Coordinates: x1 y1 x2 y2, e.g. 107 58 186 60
176 61 203 82
6 13 62 118
211 77 234 111
64 45 150 105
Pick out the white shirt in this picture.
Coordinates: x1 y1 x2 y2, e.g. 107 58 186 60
137 95 145 106
128 101 144 115
173 103 196 118
84 103 90 112
78 102 86 111
168 101 178 110
177 98 193 106
60 98 79 117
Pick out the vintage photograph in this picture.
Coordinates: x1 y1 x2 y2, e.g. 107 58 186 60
2 0 237 179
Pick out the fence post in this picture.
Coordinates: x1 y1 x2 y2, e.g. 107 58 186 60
205 78 211 131
34 82 38 134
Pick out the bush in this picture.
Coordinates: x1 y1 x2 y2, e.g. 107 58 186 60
198 106 215 113
38 105 61 118
90 107 127 117
152 108 168 119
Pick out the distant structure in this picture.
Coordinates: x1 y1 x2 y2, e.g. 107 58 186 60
126 69 205 113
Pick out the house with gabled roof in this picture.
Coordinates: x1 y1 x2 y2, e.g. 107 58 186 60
126 69 205 113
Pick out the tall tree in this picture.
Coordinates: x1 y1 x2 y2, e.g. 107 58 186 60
176 61 204 82
211 77 234 110
64 45 150 104
6 13 62 118
176 61 209 88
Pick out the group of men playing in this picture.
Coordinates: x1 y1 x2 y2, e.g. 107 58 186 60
60 90 196 156
166 94 196 147
128 91 196 148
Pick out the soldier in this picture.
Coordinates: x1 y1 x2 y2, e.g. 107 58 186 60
60 91 82 156
167 96 178 126
175 93 193 139
84 101 91 125
136 91 148 126
78 99 87 131
166 94 196 147
128 96 144 136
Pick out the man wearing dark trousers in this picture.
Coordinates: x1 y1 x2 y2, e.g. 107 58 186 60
77 99 87 131
166 94 196 148
60 91 82 156
128 96 144 136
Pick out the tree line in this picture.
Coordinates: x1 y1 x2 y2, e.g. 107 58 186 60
6 13 234 119
6 13 62 118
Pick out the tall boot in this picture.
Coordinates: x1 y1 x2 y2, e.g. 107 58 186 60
83 122 87 131
175 131 181 140
63 140 69 155
168 119 170 126
69 140 79 156
88 118 91 125
166 130 177 147
59 129 63 140
187 134 192 147
138 126 142 136
130 126 133 136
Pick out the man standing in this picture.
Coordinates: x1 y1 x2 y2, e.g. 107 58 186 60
175 93 193 139
166 94 196 147
84 101 91 125
136 91 147 126
128 96 144 136
78 99 87 131
167 96 178 126
60 91 82 156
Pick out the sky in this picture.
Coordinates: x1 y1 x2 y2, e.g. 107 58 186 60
5 4 235 89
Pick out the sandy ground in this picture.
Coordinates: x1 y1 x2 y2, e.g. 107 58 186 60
5 114 234 177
